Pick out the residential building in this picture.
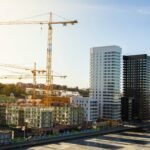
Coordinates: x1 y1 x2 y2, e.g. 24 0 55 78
52 105 84 126
0 104 7 125
0 104 84 128
0 105 53 128
90 46 121 120
6 105 21 126
123 54 150 120
71 96 98 121
26 88 80 97
23 106 53 128
60 90 80 97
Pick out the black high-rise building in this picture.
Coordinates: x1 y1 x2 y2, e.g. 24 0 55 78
123 54 150 121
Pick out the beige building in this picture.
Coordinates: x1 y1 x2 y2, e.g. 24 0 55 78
6 105 21 126
0 105 7 125
0 104 84 129
0 105 53 129
52 105 84 126
23 106 53 128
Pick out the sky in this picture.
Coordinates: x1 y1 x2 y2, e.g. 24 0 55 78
0 0 150 88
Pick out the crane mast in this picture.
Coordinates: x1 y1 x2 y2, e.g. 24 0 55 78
46 13 53 99
32 62 37 99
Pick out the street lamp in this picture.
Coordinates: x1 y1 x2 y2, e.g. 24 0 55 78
22 125 26 139
22 119 29 139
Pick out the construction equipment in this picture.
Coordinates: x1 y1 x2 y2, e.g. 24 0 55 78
0 63 67 99
0 74 67 80
0 12 77 105
0 73 67 105
0 63 46 99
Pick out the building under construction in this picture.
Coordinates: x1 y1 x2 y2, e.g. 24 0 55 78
0 103 84 130
0 13 83 133
0 104 7 125
0 104 54 128
52 105 84 126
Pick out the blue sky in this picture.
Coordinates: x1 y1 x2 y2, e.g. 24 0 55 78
0 0 150 88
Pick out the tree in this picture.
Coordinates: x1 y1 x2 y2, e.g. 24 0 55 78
0 83 26 98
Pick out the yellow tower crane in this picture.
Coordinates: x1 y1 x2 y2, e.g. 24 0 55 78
0 63 46 99
0 63 67 99
0 12 78 105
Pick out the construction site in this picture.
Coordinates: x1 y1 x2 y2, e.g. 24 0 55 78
0 12 85 136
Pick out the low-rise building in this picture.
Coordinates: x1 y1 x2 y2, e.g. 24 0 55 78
60 90 80 97
26 88 80 97
0 104 83 129
71 96 98 122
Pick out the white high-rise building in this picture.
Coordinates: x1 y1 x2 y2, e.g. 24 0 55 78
90 46 121 120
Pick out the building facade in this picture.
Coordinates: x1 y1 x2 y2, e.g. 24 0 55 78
6 105 21 126
23 107 53 128
0 104 84 128
0 105 53 128
90 46 121 120
52 105 84 126
71 96 98 121
121 97 134 121
123 54 150 120
0 105 7 125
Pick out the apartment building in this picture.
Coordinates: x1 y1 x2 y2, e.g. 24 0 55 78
51 105 84 126
90 46 121 120
0 105 53 128
123 54 150 120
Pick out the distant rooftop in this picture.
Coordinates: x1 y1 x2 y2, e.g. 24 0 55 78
123 54 149 60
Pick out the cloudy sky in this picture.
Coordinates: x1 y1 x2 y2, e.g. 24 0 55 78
0 0 150 88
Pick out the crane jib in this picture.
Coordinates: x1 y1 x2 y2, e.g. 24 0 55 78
0 20 78 25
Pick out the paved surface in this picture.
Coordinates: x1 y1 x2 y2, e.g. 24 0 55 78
26 129 150 150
